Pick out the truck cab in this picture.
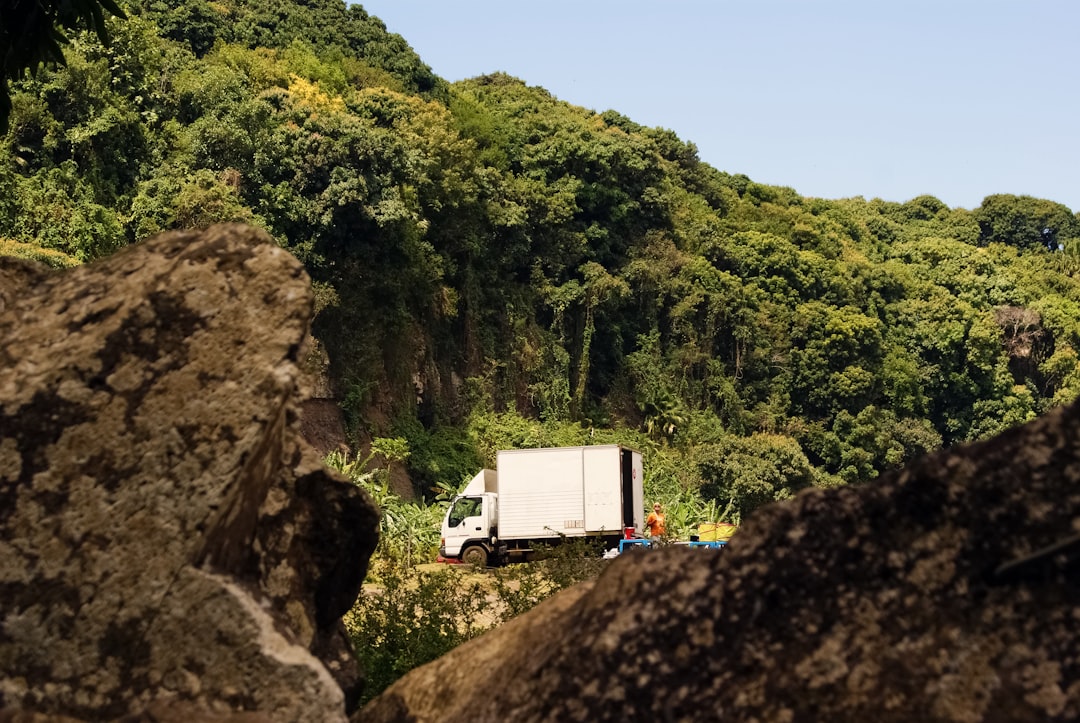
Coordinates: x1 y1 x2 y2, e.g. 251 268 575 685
440 491 498 566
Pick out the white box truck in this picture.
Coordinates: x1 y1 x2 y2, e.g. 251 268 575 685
440 444 644 566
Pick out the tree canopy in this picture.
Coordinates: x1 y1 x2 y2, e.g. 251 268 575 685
4 0 1080 518
0 0 127 132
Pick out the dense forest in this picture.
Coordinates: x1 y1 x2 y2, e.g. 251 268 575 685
5 0 1080 524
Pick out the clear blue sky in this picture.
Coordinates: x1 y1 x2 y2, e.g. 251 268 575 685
358 1 1080 212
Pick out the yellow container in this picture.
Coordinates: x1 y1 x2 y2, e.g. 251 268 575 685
697 522 738 542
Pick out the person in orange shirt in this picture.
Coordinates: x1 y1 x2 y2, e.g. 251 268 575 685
644 502 666 538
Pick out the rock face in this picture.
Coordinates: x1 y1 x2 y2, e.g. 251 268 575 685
362 401 1080 722
0 225 379 721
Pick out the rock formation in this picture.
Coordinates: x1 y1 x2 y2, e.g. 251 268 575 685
0 225 379 721
361 400 1080 722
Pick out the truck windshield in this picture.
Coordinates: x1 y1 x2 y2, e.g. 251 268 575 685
448 496 482 527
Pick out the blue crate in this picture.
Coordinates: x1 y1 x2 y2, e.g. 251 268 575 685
618 538 652 553
687 540 726 549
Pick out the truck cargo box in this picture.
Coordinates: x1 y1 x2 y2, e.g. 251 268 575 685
496 445 642 540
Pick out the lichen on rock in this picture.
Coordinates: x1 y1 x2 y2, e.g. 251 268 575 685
0 224 378 721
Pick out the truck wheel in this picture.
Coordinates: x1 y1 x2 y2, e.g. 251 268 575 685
462 545 488 568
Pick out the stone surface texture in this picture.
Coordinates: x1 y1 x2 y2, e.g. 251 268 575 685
361 400 1080 723
0 225 378 721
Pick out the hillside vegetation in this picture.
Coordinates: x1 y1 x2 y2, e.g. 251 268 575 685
5 0 1080 522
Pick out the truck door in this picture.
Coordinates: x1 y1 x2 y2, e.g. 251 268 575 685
621 448 643 533
443 495 486 556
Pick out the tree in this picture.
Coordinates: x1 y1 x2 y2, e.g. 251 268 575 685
975 194 1079 251
0 0 126 132
787 301 885 419
697 433 821 519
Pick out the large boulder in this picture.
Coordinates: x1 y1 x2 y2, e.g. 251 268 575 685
0 225 379 721
361 401 1080 722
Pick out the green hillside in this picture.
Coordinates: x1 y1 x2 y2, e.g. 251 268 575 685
5 0 1080 520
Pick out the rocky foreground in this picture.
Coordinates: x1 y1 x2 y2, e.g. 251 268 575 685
0 225 378 721
3 224 1080 722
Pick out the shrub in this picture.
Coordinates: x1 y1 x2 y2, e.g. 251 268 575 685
348 537 612 703
326 446 445 567
346 562 496 703
0 238 80 268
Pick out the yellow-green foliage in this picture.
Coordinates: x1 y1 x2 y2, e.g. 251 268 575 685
0 238 80 269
